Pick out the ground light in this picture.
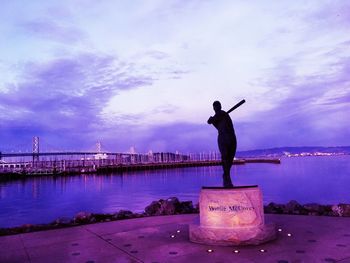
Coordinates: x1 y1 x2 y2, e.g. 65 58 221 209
278 228 282 232
233 250 240 253
207 249 213 253
260 249 266 253
287 233 292 237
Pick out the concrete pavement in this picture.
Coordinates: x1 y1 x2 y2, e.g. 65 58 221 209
1 214 350 263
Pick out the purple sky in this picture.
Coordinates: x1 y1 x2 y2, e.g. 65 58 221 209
0 1 349 153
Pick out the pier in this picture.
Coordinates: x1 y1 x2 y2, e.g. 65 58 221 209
0 151 280 178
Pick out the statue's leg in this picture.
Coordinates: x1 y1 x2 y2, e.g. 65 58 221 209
219 139 234 188
222 159 233 188
225 137 237 188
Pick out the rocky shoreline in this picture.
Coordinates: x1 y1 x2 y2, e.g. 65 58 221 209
1 198 349 236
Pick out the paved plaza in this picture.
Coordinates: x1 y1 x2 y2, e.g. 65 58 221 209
1 214 350 263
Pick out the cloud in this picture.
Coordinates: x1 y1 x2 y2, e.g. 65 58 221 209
242 51 350 148
0 53 154 151
19 19 86 44
1 1 350 152
305 1 350 29
140 50 170 60
151 104 179 115
97 121 217 153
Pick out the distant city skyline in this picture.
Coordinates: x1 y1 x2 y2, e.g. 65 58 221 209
1 1 349 153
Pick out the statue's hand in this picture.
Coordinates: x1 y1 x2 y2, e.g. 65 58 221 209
207 116 213 124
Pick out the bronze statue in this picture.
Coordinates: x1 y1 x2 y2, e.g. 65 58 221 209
207 100 244 188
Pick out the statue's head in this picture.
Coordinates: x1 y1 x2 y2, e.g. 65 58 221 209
213 101 221 113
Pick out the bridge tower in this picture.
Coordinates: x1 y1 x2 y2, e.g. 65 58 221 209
96 142 101 153
33 136 40 163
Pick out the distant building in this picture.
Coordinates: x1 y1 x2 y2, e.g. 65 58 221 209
94 153 108 160
129 146 136 154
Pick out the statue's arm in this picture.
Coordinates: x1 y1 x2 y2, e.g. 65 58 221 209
208 116 219 130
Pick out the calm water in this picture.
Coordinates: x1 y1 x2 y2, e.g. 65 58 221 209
0 156 349 228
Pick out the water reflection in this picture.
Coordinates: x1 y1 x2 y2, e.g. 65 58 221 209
0 156 349 228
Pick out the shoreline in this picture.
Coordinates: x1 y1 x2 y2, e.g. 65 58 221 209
1 197 349 237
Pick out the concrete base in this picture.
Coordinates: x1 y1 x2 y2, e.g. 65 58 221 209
189 220 277 246
189 186 277 246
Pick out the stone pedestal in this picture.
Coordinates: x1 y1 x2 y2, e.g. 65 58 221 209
189 186 276 246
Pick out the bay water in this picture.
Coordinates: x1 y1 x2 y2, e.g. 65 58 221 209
0 156 349 228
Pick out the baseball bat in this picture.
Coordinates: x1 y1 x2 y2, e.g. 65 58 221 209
227 99 246 114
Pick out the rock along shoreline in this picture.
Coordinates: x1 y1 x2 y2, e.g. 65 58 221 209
1 198 349 236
